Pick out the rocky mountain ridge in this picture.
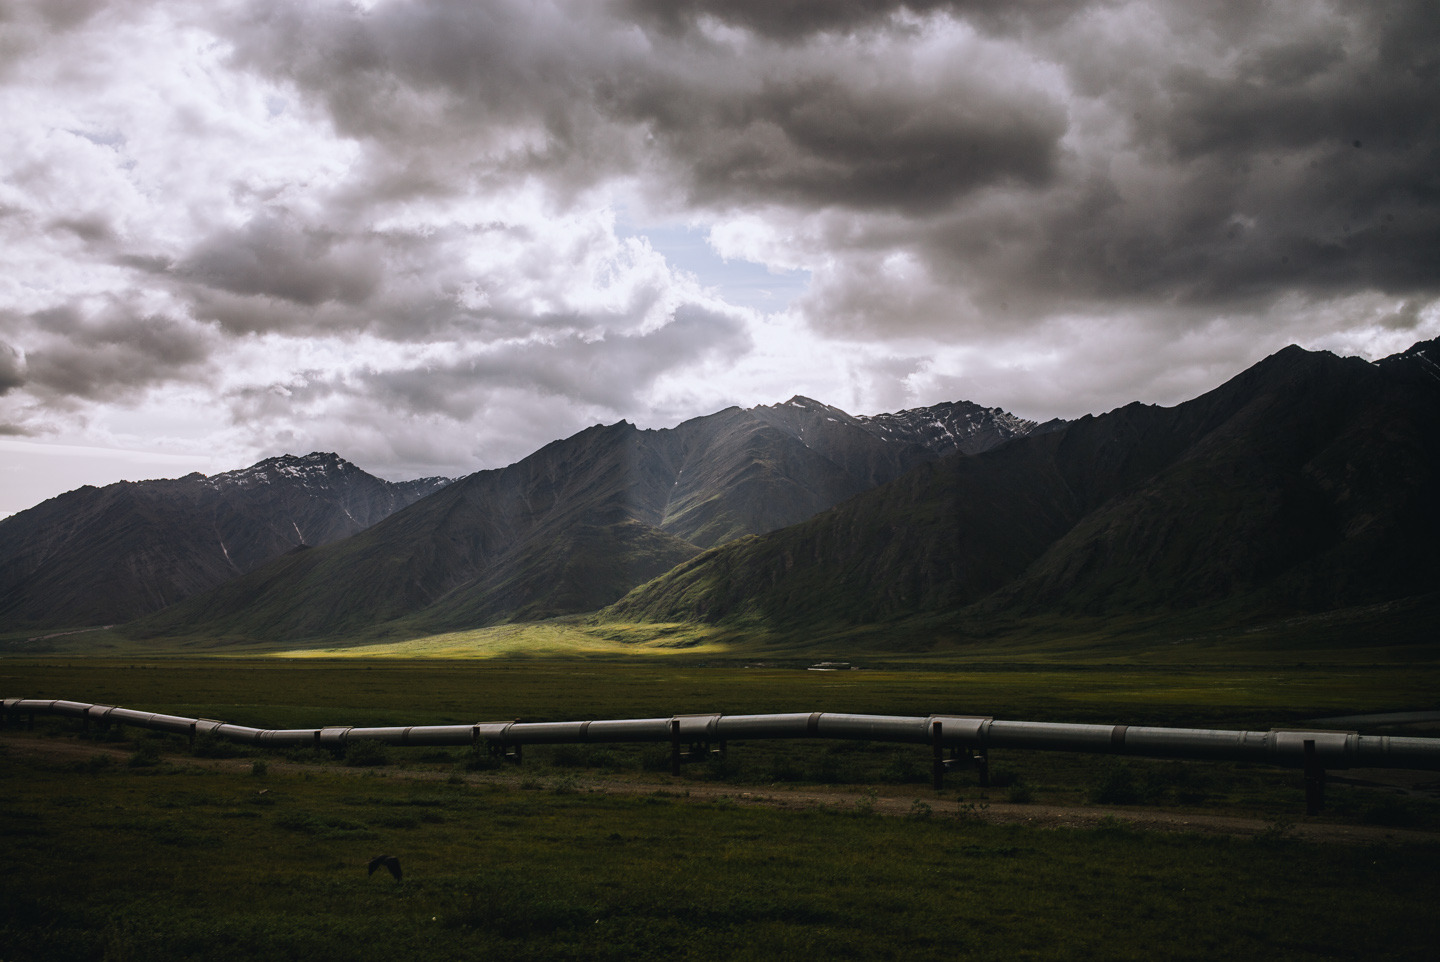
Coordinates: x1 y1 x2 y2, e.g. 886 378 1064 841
604 339 1440 638
127 395 1042 640
0 454 451 630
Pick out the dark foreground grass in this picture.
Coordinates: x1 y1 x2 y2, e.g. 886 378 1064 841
3 748 1439 962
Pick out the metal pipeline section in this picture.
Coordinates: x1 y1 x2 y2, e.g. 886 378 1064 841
7 697 1440 791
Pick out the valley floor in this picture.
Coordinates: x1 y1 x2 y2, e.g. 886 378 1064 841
5 730 1436 846
5 729 1440 962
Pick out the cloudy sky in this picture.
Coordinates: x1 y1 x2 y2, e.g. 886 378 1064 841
2 0 1437 516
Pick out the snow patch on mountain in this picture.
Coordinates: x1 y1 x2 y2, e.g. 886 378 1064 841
856 400 1041 457
214 452 356 490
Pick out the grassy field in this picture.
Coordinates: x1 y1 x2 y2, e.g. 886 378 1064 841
4 657 1439 726
1 752 1435 962
3 728 1439 961
3 657 1439 960
6 591 1438 666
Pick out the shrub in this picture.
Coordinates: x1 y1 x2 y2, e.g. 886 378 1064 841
1361 796 1418 828
640 748 673 773
73 753 112 774
765 761 803 782
1090 763 1144 805
464 742 502 771
344 739 391 767
987 768 1021 788
702 753 743 781
853 789 878 817
191 732 246 759
127 743 162 768
881 756 924 784
551 744 589 768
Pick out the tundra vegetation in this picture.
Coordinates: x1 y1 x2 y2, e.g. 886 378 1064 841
2 657 1438 960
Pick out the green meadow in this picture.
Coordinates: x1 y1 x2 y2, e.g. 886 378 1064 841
3 753 1438 962
3 655 1440 960
5 656 1440 725
2 656 1440 725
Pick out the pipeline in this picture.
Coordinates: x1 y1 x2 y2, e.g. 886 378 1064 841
7 697 1440 812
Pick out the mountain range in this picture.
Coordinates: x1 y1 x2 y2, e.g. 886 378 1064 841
4 339 1436 649
1 397 1037 636
606 340 1440 638
0 454 449 630
123 397 1041 640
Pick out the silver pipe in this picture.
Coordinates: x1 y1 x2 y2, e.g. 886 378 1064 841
582 718 673 742
7 698 1440 771
815 712 928 742
715 712 818 740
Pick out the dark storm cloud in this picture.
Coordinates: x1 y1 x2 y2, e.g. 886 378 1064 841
0 340 25 395
20 0 107 31
628 63 1065 212
49 214 118 246
0 0 107 74
783 0 1440 340
216 0 628 190
357 304 751 419
178 214 382 310
215 0 1068 214
620 0 951 39
618 0 1078 40
207 0 1439 337
1057 1 1440 305
22 303 214 402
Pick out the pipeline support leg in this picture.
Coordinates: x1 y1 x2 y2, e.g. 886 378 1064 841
974 748 989 788
670 719 681 776
931 721 945 791
1303 739 1325 815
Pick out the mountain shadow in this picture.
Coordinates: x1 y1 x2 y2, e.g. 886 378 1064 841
603 340 1440 635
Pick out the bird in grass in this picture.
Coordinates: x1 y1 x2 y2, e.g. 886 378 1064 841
367 855 402 881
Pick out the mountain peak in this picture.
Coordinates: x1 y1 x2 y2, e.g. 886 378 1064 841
1377 337 1440 385
212 452 361 488
0 450 450 631
756 395 851 418
855 399 1040 457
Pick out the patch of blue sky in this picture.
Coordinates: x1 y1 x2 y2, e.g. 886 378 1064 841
625 222 810 313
